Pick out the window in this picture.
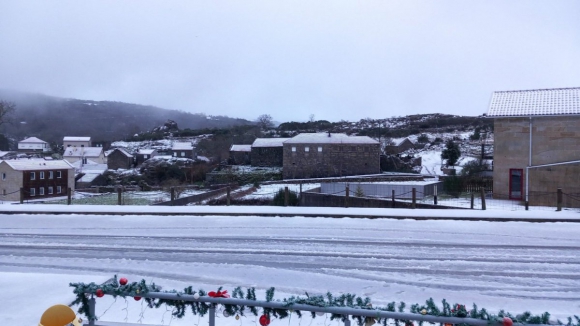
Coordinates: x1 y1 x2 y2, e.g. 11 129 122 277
57 186 62 194
30 188 35 196
292 146 296 152
509 169 523 200
48 187 53 195
318 146 322 152
181 152 185 157
2 189 5 195
173 152 177 157
49 171 53 179
56 171 62 178
40 171 45 179
144 155 148 159
30 172 36 180
1 173 5 180
39 187 44 195
305 146 309 152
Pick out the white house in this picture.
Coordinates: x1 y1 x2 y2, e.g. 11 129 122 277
63 136 92 148
18 137 50 152
63 146 106 164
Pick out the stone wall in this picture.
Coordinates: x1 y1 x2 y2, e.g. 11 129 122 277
251 147 283 167
493 116 580 207
230 151 251 165
283 143 380 179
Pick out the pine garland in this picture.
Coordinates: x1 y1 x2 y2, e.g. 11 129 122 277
70 275 580 326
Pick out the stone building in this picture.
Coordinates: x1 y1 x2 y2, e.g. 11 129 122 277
283 133 380 179
384 138 415 155
172 142 195 159
488 87 580 207
229 144 251 165
107 148 134 170
251 138 289 167
0 160 75 201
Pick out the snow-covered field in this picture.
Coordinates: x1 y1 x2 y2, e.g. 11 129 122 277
1 213 579 325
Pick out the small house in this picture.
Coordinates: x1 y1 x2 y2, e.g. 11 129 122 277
63 136 92 148
136 149 157 165
18 137 50 152
229 144 251 165
63 147 106 164
172 142 195 159
251 138 289 167
107 148 134 170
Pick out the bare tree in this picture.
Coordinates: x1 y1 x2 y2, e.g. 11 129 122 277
0 100 16 129
256 114 274 130
309 114 315 123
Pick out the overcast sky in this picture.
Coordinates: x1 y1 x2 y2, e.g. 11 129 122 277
1 1 579 122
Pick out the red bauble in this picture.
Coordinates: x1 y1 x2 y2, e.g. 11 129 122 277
96 289 104 298
134 296 142 301
503 317 513 326
119 277 128 286
259 314 270 326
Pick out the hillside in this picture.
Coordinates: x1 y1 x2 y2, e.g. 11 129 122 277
0 90 253 145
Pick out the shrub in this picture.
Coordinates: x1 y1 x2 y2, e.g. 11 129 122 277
272 188 299 206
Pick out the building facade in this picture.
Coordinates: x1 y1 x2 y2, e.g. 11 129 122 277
488 87 580 207
63 136 92 148
229 145 251 165
107 148 134 170
63 147 106 164
251 138 289 167
172 142 195 159
283 133 380 179
0 160 75 201
135 149 157 165
18 137 50 152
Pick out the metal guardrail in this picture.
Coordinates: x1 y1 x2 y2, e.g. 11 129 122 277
83 291 544 326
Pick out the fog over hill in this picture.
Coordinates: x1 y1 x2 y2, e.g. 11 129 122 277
0 90 253 144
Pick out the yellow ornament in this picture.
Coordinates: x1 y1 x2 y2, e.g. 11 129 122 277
236 314 240 320
421 309 427 315
39 304 83 326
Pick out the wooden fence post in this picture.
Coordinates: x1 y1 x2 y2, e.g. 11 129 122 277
480 188 486 210
391 189 395 207
227 187 231 206
117 188 122 205
433 185 438 205
411 188 416 209
170 187 175 205
284 186 289 207
345 185 349 208
20 188 24 204
556 188 562 211
67 188 72 205
470 192 474 209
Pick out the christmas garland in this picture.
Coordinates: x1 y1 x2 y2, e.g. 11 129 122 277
70 275 580 326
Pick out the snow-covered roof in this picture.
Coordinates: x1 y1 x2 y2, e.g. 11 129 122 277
19 137 47 144
63 136 91 142
110 148 133 157
172 142 193 150
230 144 252 152
251 138 290 148
63 147 103 158
388 137 413 146
487 87 580 117
77 172 103 183
1 159 73 171
284 133 379 145
138 149 156 155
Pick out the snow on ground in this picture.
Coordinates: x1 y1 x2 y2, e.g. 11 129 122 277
245 183 320 199
1 212 579 325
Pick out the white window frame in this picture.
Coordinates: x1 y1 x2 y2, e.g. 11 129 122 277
144 155 148 159
181 151 185 157
318 146 323 152
48 187 53 195
30 188 35 196
49 171 53 179
39 187 44 195
57 186 62 194
30 172 36 180
305 146 309 152
291 146 296 152
56 171 62 178
40 171 45 179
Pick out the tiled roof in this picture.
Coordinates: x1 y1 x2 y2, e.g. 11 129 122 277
172 142 193 150
2 159 74 171
19 137 47 144
251 138 290 148
487 87 580 117
63 147 103 157
284 133 379 144
63 136 91 141
230 145 252 152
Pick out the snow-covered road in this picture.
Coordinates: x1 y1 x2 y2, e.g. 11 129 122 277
1 214 579 325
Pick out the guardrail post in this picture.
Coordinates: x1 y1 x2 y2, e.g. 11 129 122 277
88 296 96 326
227 186 231 206
470 192 474 209
411 188 416 209
557 188 562 211
209 304 216 326
345 185 349 208
433 185 437 205
117 188 122 205
480 188 486 210
67 188 72 205
284 186 289 206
